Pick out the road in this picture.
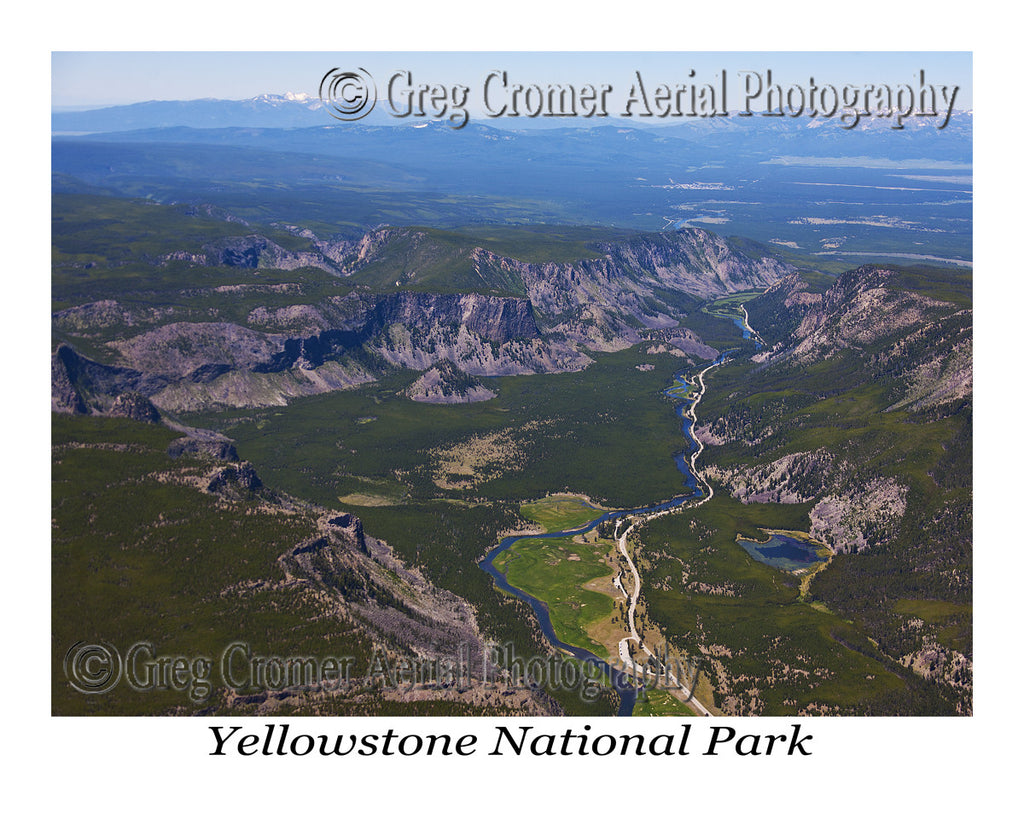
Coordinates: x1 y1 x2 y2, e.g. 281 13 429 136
610 356 728 717
740 303 766 349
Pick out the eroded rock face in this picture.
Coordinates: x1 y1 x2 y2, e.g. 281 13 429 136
167 437 238 461
107 392 161 423
668 328 719 361
52 291 574 412
370 292 540 345
598 229 792 299
206 462 262 494
405 361 496 404
109 322 287 381
279 511 490 670
808 478 908 554
466 229 790 349
754 268 949 364
199 234 332 272
702 449 835 506
50 343 167 414
53 224 785 413
748 266 972 416
791 274 947 362
51 344 88 414
324 512 368 555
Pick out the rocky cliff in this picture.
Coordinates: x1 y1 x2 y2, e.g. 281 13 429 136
159 233 341 273
700 264 971 557
748 267 972 416
338 225 791 351
404 360 497 404
52 288 562 412
279 511 491 670
53 223 790 414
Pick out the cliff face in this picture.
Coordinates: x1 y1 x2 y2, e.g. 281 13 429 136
107 392 161 422
700 264 972 555
366 292 540 345
280 511 489 666
788 267 955 364
51 343 168 414
466 228 791 349
52 290 566 412
160 233 341 273
53 224 790 413
51 344 89 414
749 267 972 416
404 360 497 404
599 230 791 298
752 267 950 361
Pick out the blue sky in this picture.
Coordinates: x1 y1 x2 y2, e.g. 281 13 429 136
52 52 972 109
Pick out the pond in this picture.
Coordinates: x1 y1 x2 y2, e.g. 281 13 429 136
736 532 829 573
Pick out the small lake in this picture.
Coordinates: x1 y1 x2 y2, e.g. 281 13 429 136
736 532 828 572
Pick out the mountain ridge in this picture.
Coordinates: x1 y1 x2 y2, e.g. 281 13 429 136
53 212 791 413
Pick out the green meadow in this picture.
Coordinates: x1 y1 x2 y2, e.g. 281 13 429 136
520 495 610 533
632 687 700 717
493 534 617 657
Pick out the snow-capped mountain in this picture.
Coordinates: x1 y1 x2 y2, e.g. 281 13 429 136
53 93 974 138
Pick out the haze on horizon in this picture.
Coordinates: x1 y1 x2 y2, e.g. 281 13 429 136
52 51 973 111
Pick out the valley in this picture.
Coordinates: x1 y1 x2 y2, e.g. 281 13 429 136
51 96 972 717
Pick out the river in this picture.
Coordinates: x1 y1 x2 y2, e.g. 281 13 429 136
480 342 742 716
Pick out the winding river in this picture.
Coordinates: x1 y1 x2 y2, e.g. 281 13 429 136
480 336 747 716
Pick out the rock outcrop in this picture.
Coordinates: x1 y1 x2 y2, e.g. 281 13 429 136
405 360 496 404
748 266 972 416
107 392 161 423
53 224 789 414
206 462 263 496
52 290 578 412
51 343 167 414
167 436 238 461
160 233 341 273
51 344 89 414
279 511 488 666
465 229 790 349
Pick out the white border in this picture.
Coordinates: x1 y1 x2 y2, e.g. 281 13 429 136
15 3 1014 814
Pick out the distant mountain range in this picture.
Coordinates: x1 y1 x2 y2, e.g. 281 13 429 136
53 94 334 132
51 93 973 265
53 93 974 140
